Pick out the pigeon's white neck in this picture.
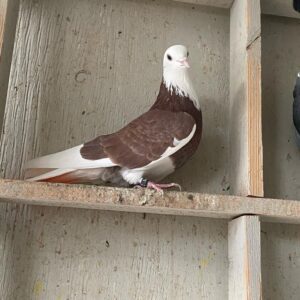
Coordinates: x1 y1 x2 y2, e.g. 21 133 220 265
163 67 200 110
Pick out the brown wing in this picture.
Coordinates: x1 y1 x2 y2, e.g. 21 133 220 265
80 109 196 169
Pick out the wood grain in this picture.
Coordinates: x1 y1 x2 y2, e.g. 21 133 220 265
247 38 263 197
229 0 249 196
0 180 300 224
0 0 8 54
228 216 262 300
246 0 261 47
0 203 228 299
230 0 263 197
0 0 19 127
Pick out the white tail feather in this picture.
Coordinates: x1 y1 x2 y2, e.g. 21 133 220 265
26 145 116 169
27 168 75 181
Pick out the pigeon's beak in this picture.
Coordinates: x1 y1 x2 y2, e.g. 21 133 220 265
177 57 190 68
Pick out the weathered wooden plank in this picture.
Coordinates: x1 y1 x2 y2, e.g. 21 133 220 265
0 0 19 127
173 0 233 8
246 0 263 197
261 0 300 19
0 206 228 299
246 0 261 47
229 0 249 196
0 180 300 224
230 0 263 197
228 216 262 300
247 38 263 197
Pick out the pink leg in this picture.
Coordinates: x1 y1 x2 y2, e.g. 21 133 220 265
147 181 182 192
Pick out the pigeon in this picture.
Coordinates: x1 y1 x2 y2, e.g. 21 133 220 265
294 0 300 12
293 72 300 147
25 45 202 192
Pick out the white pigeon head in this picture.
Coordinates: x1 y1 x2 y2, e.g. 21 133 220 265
162 45 199 109
163 45 190 69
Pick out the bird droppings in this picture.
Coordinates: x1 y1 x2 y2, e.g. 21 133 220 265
105 240 110 248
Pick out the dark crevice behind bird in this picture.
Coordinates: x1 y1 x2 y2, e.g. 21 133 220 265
294 0 300 12
293 72 300 147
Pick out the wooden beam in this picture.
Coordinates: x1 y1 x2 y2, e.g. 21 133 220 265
0 0 19 127
247 37 263 197
228 216 262 299
230 0 263 197
0 180 300 224
172 0 233 8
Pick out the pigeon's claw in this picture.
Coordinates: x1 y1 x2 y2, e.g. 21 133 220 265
137 178 182 193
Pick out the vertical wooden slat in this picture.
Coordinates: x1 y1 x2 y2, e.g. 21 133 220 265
228 216 262 300
230 0 263 196
246 0 263 197
0 0 19 127
247 37 263 197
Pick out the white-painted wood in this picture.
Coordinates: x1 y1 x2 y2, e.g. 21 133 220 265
262 222 300 300
0 206 228 299
261 0 300 19
262 15 300 200
229 0 249 196
228 216 262 300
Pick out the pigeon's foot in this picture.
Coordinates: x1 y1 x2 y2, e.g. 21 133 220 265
137 178 182 193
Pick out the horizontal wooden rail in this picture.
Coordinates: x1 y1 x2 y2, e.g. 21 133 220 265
0 179 299 224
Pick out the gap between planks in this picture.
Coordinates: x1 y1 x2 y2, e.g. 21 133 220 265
0 179 300 224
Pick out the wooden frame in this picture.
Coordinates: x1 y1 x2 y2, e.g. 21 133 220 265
0 0 299 299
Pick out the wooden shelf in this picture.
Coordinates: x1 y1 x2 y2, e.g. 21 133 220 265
1 179 300 224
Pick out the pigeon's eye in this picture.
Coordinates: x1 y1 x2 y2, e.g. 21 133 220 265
187 51 189 57
167 54 172 61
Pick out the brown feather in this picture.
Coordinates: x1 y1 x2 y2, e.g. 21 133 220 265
80 81 202 170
